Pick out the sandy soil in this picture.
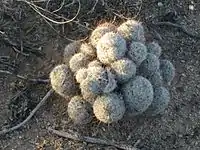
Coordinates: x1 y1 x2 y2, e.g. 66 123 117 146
0 0 200 149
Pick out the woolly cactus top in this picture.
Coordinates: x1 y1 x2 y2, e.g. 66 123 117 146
122 76 154 117
68 96 93 125
110 58 136 83
69 52 93 72
97 32 127 64
93 93 125 123
128 42 147 66
146 41 162 57
50 64 77 98
90 23 117 47
49 20 176 125
118 20 145 42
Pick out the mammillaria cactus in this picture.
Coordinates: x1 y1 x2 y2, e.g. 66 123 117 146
75 68 88 84
86 66 108 93
97 32 127 64
118 20 145 43
93 93 125 123
80 43 96 58
146 41 162 57
139 53 160 75
80 78 98 104
63 41 81 65
50 64 77 97
145 87 170 116
88 60 103 68
49 19 176 125
122 76 154 117
143 71 163 87
69 52 93 72
110 58 136 83
90 23 117 47
68 96 93 125
160 60 175 85
128 42 147 66
103 68 117 93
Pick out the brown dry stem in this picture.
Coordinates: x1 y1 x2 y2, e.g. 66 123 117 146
48 128 139 150
0 89 54 135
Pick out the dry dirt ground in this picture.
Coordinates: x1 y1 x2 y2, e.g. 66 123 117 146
0 0 200 150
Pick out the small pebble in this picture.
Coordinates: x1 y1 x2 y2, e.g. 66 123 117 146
189 4 194 10
157 2 163 7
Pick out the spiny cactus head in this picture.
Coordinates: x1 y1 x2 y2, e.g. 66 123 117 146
160 59 175 85
63 41 81 65
121 76 154 117
142 71 163 88
139 53 160 75
110 58 136 83
50 64 77 98
80 78 101 100
68 96 93 125
80 43 96 58
90 23 117 47
145 86 170 116
93 93 125 123
118 20 145 43
75 68 88 84
102 67 117 93
146 41 162 57
128 42 147 66
97 32 127 64
69 52 93 73
88 60 103 68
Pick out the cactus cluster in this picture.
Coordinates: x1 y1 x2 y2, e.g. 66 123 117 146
49 20 175 125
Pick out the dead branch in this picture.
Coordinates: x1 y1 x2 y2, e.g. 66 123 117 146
48 128 139 150
18 0 81 25
0 89 54 135
12 46 30 56
87 0 99 14
0 70 49 83
52 0 65 13
0 30 43 57
151 21 200 40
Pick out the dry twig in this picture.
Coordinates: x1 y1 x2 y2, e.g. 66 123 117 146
48 128 139 150
87 0 99 14
12 46 29 56
18 0 81 25
0 70 49 83
151 21 200 40
0 30 43 57
0 89 54 135
52 0 65 13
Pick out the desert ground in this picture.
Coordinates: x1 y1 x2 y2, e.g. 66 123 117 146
0 0 200 149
